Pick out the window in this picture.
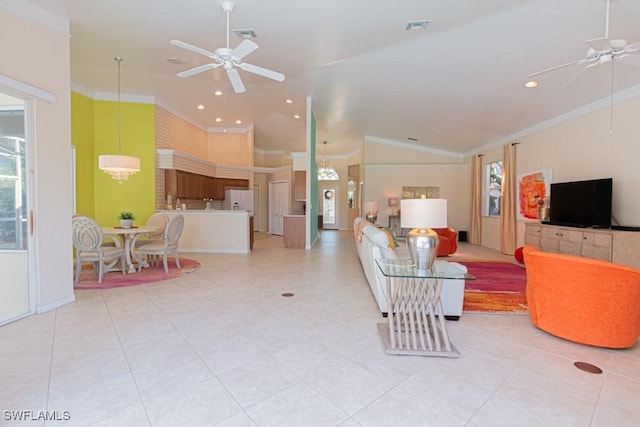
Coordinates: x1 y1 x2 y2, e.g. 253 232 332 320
483 160 502 217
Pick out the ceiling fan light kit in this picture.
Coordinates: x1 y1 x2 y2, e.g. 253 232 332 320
170 1 285 94
527 0 640 131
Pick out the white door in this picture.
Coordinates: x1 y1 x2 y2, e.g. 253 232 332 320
0 94 33 325
269 181 288 235
322 188 338 229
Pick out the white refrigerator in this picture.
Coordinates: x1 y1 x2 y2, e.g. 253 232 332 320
223 189 254 214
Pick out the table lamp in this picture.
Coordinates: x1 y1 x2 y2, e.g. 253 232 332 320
400 198 447 272
388 197 399 215
363 200 379 223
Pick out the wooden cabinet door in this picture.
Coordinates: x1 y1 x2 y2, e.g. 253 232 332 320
212 178 225 200
164 170 178 202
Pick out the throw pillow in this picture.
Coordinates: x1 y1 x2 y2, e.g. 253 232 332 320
377 226 398 248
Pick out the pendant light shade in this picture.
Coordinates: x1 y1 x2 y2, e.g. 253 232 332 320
99 56 140 183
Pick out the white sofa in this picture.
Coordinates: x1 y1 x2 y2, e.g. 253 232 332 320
354 217 466 320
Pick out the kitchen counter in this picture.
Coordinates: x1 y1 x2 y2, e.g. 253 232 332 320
159 210 252 253
283 215 306 249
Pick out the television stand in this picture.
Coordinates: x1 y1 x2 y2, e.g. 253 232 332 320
524 222 640 270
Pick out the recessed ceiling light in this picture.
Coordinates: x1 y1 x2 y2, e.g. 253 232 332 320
235 120 242 124
404 20 430 31
524 80 538 88
215 117 222 122
294 114 300 119
285 99 293 104
197 105 205 110
214 90 223 96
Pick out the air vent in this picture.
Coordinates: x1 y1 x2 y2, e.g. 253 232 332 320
233 29 257 39
166 58 187 65
404 20 430 31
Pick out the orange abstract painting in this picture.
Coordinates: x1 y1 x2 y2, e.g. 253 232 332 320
517 170 552 220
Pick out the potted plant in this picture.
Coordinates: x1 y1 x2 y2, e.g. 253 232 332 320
118 211 135 228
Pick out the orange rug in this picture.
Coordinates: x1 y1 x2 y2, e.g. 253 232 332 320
459 261 528 314
75 257 201 290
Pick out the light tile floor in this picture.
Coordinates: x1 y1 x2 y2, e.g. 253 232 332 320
1 231 639 426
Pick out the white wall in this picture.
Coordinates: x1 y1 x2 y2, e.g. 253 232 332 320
0 8 75 312
476 92 640 251
364 164 470 233
363 93 640 253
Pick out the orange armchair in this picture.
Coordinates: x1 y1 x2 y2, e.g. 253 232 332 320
433 227 457 256
523 245 640 349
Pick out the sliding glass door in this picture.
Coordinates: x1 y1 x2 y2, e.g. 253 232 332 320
0 93 32 325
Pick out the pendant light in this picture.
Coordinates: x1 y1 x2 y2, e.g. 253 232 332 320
98 56 140 183
317 141 339 180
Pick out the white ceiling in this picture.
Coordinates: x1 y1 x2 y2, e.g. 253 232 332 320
22 0 640 158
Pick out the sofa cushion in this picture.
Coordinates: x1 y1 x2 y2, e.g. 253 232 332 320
363 225 397 259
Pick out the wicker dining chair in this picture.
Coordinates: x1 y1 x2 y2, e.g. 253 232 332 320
135 214 184 273
72 215 126 283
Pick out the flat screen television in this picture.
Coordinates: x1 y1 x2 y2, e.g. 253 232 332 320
549 178 612 228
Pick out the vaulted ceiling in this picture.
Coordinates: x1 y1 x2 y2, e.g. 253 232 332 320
24 0 640 158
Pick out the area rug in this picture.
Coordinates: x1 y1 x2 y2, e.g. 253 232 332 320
458 261 528 314
75 258 201 290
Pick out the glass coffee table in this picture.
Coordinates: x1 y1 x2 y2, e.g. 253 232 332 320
375 258 474 358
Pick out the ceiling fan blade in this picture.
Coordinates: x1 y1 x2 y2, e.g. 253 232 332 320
561 63 596 88
239 63 285 82
231 39 259 60
624 41 640 53
170 40 216 58
176 63 218 78
586 37 611 52
226 67 246 93
527 59 585 78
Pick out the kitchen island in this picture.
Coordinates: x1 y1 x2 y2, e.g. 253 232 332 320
159 210 253 254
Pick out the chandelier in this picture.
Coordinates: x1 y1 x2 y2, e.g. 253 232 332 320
317 141 339 180
98 56 140 183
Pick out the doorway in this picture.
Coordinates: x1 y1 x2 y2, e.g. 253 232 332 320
269 181 288 235
0 93 33 325
322 188 338 229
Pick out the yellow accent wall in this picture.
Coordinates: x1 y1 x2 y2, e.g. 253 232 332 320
71 92 95 217
71 93 156 226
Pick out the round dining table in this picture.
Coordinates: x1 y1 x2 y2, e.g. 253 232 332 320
102 226 162 274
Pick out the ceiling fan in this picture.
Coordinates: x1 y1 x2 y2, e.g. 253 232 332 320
170 1 285 93
528 0 640 88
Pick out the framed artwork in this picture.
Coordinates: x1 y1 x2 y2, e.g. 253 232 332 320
518 169 553 220
402 186 439 199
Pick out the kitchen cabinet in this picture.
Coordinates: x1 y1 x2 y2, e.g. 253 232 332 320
165 170 248 201
284 215 305 248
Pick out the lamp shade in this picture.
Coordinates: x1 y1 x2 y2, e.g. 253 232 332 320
388 197 399 208
363 200 379 213
400 198 447 228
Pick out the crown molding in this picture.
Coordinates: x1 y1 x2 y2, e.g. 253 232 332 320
156 148 252 172
93 91 155 104
364 135 464 159
0 0 69 35
464 82 640 158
